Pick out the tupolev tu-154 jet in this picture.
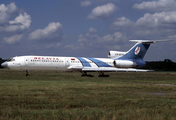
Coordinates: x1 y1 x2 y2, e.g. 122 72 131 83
1 40 171 77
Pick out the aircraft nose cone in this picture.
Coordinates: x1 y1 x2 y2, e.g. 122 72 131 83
1 61 8 68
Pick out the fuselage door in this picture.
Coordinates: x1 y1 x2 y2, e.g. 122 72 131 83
25 58 29 65
65 58 69 67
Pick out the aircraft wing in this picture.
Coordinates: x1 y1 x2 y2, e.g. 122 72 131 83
67 66 83 70
82 67 151 72
67 66 151 72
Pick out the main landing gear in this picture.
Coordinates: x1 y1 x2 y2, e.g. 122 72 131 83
81 72 94 77
80 71 110 77
26 70 30 77
98 72 110 77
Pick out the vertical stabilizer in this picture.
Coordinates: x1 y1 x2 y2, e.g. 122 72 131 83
117 43 150 60
116 40 172 60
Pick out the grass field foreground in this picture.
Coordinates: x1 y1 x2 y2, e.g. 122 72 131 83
0 69 176 120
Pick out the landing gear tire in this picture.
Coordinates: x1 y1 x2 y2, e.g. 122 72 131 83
26 70 30 77
98 72 110 77
26 74 30 77
81 72 94 77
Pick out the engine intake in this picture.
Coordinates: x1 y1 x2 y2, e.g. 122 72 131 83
113 60 137 68
108 51 126 59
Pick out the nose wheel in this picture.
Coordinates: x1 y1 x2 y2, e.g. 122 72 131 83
26 70 30 77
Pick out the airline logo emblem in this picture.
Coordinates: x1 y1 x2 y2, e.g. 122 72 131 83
135 47 140 55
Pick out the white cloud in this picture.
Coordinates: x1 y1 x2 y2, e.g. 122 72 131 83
66 28 127 54
78 27 126 44
3 34 23 44
112 17 134 26
88 27 97 33
102 34 114 42
101 32 126 42
0 2 17 23
87 3 117 19
56 43 62 47
0 3 31 32
135 11 176 27
133 0 176 11
45 44 54 48
5 12 31 32
109 11 176 38
81 1 91 7
110 17 134 30
78 33 99 43
130 11 176 37
28 22 63 40
78 27 99 43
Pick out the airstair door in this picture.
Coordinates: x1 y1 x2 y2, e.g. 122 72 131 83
65 58 69 67
25 58 29 65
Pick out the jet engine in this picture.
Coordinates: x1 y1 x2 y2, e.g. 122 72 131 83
113 60 137 68
108 51 126 59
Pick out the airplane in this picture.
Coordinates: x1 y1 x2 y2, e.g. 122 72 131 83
1 40 171 77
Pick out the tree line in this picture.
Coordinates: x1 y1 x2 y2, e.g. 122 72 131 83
0 58 7 69
144 59 176 71
0 58 176 71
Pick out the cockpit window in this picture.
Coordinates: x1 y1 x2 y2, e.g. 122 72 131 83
108 52 110 56
7 58 15 62
7 58 11 62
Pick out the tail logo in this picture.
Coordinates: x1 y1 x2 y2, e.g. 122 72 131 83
135 47 140 55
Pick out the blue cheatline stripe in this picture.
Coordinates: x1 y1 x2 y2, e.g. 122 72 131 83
76 57 91 67
87 58 111 67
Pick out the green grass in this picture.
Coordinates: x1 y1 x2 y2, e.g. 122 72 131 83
0 69 176 120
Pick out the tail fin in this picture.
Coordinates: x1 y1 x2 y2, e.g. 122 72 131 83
116 40 172 60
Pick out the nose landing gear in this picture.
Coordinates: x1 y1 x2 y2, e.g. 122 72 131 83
26 70 30 77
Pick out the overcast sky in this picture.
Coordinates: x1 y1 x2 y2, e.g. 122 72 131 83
0 0 176 61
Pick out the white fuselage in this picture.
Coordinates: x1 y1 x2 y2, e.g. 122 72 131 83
6 56 114 71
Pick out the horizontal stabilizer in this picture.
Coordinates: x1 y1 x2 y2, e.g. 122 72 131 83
130 40 172 44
